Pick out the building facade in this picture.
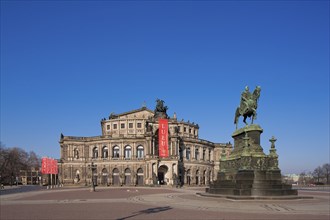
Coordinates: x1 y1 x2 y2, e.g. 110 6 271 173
59 103 231 187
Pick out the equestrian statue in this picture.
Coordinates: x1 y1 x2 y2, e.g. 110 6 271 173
234 86 261 129
154 99 168 119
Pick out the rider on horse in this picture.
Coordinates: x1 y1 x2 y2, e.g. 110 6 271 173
234 86 261 129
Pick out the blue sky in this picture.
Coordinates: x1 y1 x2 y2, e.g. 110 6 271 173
1 0 329 174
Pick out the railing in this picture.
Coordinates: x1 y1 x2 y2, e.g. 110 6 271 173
63 136 103 141
293 185 330 192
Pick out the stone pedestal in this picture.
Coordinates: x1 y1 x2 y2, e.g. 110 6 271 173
206 124 298 198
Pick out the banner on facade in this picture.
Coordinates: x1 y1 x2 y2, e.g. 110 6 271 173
158 119 169 158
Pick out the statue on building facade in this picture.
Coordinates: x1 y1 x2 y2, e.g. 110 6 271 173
234 86 261 129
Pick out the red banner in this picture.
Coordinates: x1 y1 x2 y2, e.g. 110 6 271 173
50 159 58 174
158 119 169 158
41 157 48 174
41 158 58 174
54 160 58 174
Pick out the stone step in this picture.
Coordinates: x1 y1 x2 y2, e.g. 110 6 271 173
251 188 298 196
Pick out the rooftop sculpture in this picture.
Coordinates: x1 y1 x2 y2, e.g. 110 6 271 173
154 99 168 119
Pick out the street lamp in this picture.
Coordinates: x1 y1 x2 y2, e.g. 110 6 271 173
88 162 97 192
84 158 87 186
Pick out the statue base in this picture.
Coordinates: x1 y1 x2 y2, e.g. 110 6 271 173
205 124 301 198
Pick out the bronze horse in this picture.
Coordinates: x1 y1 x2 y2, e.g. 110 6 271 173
234 86 261 129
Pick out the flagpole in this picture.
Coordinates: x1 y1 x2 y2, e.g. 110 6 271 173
50 158 52 189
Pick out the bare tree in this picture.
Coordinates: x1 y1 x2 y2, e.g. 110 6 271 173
312 166 324 184
0 143 41 185
298 172 306 185
0 143 10 183
27 151 41 169
322 163 330 185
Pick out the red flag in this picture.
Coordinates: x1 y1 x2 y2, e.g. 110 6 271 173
158 119 169 158
42 158 58 174
41 158 48 174
50 159 54 174
53 160 58 174
46 158 51 174
55 160 58 174
50 159 55 174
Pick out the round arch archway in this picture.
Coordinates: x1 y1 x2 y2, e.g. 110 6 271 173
112 168 120 186
158 165 168 185
124 168 131 185
101 168 108 186
137 168 144 186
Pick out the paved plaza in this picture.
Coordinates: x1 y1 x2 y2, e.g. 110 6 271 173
1 186 329 220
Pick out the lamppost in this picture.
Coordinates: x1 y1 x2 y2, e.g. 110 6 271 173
59 159 63 186
84 158 87 186
88 162 97 192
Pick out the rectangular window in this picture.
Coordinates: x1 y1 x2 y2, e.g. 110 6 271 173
113 124 118 129
184 127 187 132
137 123 142 128
121 123 125 129
129 123 133 128
107 125 110 130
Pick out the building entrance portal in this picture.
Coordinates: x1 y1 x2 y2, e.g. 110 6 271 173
158 165 168 185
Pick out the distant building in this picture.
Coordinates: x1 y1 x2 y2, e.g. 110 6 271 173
19 168 41 185
59 104 232 186
283 173 314 185
283 174 300 185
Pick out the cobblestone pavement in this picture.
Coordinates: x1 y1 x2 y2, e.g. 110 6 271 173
1 186 329 220
0 185 43 196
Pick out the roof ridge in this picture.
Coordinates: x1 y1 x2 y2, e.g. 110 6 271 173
114 107 154 117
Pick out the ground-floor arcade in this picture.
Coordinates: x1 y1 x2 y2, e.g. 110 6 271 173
59 159 214 187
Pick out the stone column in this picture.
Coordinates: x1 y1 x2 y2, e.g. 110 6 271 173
152 137 155 157
109 142 112 159
132 142 136 159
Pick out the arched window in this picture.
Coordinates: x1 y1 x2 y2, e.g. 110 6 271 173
202 148 206 161
186 147 191 160
137 146 144 159
125 146 131 159
92 147 98 159
195 148 199 160
113 146 119 159
102 146 108 159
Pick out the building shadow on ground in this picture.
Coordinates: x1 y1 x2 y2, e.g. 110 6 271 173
117 206 172 220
